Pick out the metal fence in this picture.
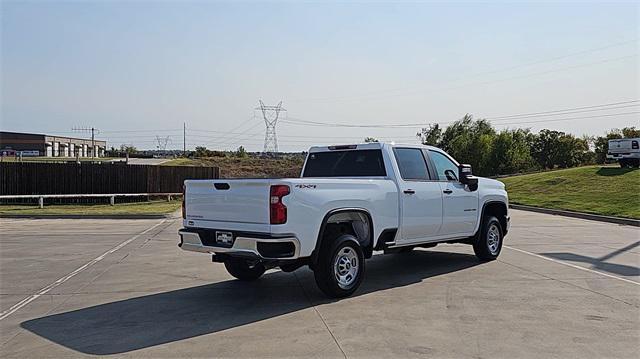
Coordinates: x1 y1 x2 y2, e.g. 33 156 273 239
0 162 219 195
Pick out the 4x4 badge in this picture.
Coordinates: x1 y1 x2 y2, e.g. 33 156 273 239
294 184 317 189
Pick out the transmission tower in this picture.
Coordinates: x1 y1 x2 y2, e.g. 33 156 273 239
155 135 171 151
257 100 286 155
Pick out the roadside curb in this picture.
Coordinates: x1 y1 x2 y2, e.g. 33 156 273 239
0 213 180 220
509 204 640 227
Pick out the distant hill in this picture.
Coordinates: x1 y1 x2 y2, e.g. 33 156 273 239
162 155 305 179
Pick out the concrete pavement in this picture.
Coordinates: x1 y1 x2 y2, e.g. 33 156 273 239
1 210 638 358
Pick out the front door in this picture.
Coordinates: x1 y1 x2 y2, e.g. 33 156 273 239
394 148 443 242
427 150 479 237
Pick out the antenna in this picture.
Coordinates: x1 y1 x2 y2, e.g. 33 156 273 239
72 126 100 158
256 100 286 155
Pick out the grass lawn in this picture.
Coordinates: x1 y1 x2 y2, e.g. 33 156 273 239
500 165 640 219
0 199 181 216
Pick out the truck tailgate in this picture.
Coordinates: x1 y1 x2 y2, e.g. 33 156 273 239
185 179 270 224
609 139 633 153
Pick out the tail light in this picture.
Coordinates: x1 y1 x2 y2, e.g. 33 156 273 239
182 184 186 219
633 141 639 149
270 185 290 224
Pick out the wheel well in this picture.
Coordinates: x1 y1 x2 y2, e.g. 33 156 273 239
483 201 508 233
312 209 373 266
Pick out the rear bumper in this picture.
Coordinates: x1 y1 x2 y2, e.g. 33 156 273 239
607 153 640 160
178 227 300 260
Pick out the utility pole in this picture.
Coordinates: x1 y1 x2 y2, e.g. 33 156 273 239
257 100 286 156
183 122 186 155
73 126 99 158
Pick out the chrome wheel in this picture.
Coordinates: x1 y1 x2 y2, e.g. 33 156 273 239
333 246 359 289
487 223 501 255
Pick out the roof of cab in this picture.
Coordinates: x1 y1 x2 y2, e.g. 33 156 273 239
308 142 438 153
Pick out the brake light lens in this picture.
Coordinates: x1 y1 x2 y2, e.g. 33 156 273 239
182 184 186 219
270 185 290 224
633 141 639 149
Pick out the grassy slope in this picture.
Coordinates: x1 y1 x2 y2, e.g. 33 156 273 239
500 166 640 219
162 156 305 178
0 200 181 216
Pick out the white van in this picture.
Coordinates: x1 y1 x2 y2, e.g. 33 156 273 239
607 138 640 168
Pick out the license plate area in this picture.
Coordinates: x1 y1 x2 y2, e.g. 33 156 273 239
216 231 234 246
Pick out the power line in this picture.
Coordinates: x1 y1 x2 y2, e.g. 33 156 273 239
280 100 639 128
290 39 639 103
491 111 640 127
484 100 640 120
283 111 639 129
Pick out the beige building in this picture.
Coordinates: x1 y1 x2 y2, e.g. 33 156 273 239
0 131 107 157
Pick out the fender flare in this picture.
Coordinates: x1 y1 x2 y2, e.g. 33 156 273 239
475 200 508 237
310 208 374 267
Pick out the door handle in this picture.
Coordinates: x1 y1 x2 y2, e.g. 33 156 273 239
403 189 415 194
443 189 453 194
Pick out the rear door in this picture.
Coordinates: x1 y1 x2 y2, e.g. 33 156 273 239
185 180 271 224
393 147 443 242
426 150 479 236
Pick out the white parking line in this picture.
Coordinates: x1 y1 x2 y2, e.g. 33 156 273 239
504 245 640 286
0 219 168 321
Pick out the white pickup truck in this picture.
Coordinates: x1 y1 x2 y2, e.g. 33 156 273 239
607 138 640 168
179 143 509 298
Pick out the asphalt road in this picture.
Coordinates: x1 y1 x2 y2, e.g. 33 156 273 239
1 210 638 358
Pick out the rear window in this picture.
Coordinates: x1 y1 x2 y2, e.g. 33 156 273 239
302 149 387 177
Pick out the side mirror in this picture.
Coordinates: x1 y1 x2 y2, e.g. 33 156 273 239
458 164 478 191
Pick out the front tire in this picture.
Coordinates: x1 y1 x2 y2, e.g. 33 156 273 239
473 216 503 261
314 235 365 298
224 258 266 281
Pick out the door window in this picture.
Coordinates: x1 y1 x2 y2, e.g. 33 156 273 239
394 148 430 180
429 150 458 181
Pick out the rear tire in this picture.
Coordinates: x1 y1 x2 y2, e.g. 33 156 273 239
473 215 503 261
313 234 365 298
224 258 266 281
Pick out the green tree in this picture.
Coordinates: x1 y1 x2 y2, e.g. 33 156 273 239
235 146 248 158
119 144 138 155
622 127 640 138
364 137 379 143
531 130 588 169
194 146 210 157
489 129 535 175
438 115 495 176
417 124 442 146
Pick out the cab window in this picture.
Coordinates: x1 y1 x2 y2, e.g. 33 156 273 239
429 150 458 181
393 148 430 180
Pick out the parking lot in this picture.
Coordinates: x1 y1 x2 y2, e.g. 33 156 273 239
1 210 638 358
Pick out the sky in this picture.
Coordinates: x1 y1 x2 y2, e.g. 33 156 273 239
1 1 639 152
